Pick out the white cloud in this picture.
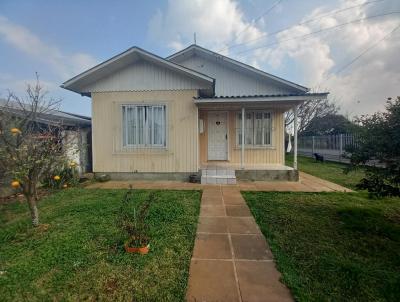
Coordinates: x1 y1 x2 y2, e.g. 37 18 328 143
147 0 400 116
247 0 400 116
147 0 265 52
0 16 98 79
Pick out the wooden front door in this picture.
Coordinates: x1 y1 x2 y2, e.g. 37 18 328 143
208 112 228 160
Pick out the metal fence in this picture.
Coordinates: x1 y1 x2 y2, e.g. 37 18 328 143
298 133 359 163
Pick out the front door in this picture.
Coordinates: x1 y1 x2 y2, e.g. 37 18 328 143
208 112 228 160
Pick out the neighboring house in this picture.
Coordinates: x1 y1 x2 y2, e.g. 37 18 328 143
62 44 328 184
0 99 92 174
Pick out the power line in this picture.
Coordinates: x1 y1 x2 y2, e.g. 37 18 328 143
317 23 400 87
219 0 284 52
233 11 399 56
222 0 385 53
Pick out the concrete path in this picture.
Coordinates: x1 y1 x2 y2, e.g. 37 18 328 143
87 172 352 192
186 186 293 302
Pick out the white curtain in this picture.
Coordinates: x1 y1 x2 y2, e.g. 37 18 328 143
123 105 165 147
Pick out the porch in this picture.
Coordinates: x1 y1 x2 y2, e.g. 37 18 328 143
195 94 318 184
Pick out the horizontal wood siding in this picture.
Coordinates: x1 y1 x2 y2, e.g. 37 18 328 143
199 109 285 165
83 60 210 92
92 90 199 173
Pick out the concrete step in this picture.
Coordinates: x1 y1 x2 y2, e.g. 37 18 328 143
201 169 237 185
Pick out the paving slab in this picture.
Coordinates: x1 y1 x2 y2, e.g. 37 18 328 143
227 217 261 234
236 261 293 302
197 217 228 233
186 260 240 302
200 205 226 217
231 234 273 260
193 233 232 259
224 196 247 205
201 195 224 206
226 205 252 217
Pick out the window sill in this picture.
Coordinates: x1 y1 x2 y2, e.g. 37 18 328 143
234 145 276 150
113 147 170 155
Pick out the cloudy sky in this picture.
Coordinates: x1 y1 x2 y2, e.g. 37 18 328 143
0 0 399 117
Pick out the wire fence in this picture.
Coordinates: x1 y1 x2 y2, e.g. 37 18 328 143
298 133 360 163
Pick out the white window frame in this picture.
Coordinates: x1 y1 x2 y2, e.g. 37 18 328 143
122 104 167 148
236 110 273 147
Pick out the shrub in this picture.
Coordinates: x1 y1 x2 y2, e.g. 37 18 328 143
349 97 400 197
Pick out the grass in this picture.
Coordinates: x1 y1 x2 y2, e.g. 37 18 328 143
286 154 365 190
0 188 201 301
243 191 400 302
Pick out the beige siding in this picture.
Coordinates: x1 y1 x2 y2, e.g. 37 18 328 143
92 90 199 173
199 109 285 165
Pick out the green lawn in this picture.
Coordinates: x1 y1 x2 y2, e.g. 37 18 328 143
0 188 201 301
243 191 400 302
286 154 364 190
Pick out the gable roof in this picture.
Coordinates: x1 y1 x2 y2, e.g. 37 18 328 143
62 47 215 96
167 44 309 93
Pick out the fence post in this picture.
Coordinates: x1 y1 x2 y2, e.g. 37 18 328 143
339 134 343 162
312 136 315 155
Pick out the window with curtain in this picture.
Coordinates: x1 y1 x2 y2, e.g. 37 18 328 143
122 104 166 147
236 111 272 146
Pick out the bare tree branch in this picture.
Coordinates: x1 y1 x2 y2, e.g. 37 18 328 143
285 98 339 134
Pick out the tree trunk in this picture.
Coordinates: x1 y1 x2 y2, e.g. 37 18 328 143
27 195 39 227
33 185 39 201
25 181 39 227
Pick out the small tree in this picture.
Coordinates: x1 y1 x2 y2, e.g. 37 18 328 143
0 75 71 226
348 97 400 197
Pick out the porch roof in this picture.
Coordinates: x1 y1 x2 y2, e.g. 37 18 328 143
194 92 328 106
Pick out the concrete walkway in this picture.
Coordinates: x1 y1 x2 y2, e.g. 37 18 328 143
186 186 293 302
87 172 352 192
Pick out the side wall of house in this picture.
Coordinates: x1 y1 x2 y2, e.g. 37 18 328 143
92 90 199 174
199 109 285 165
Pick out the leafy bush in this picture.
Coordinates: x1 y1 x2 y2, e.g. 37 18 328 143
349 97 400 197
117 186 153 248
356 168 400 197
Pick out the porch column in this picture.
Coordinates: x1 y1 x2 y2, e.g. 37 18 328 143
241 107 245 169
293 105 298 170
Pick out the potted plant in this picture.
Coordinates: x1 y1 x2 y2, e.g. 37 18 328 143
118 186 153 254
